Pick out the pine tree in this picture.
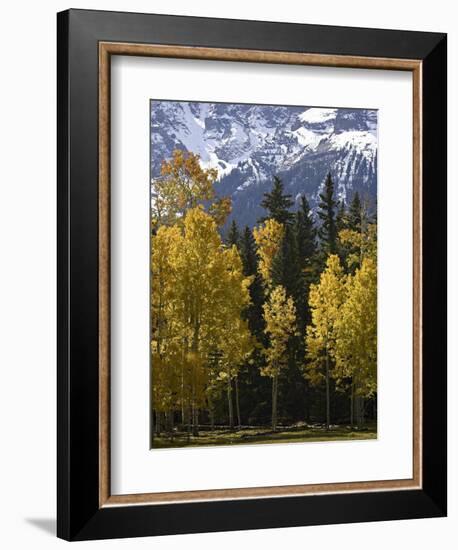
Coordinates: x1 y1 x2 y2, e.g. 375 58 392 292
317 172 338 256
336 200 347 234
291 196 319 423
295 196 317 266
294 196 318 316
271 224 301 298
348 191 362 232
240 226 258 276
259 176 294 225
227 219 240 248
240 226 265 339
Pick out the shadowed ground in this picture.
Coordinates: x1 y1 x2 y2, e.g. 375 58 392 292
152 423 377 449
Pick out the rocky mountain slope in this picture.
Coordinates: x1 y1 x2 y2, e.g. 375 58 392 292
150 100 377 228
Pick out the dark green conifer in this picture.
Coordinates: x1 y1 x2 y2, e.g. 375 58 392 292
227 219 240 248
240 226 265 340
295 195 317 269
336 200 347 233
317 172 338 256
271 225 300 298
347 191 362 232
259 176 294 225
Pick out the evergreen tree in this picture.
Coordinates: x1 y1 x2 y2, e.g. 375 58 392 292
295 196 317 275
317 172 338 256
348 192 362 232
335 200 349 266
227 219 240 248
271 225 301 298
292 196 318 328
259 176 294 225
340 192 366 272
336 200 347 234
240 226 265 339
292 196 319 422
240 226 258 275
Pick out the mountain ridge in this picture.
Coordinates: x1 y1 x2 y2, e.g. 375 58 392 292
150 100 378 228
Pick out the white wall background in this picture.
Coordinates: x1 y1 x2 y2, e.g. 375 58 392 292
0 1 454 548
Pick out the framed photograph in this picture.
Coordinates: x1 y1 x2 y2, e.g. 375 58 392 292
57 9 447 541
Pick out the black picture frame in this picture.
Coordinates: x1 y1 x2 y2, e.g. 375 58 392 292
57 8 447 541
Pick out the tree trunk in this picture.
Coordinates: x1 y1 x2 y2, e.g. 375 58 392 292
186 406 191 442
209 407 215 430
170 410 174 440
350 382 354 427
355 395 365 427
304 382 311 423
155 411 162 436
272 374 278 432
208 397 215 431
235 376 241 429
227 376 234 430
165 410 174 440
192 403 199 436
181 364 185 428
325 352 330 430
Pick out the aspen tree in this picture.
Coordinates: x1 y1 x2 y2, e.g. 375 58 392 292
262 285 297 431
253 219 284 286
305 255 345 429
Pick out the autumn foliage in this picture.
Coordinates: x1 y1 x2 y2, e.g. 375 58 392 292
151 150 377 441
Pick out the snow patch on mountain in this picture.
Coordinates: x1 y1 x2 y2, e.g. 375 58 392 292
299 108 337 124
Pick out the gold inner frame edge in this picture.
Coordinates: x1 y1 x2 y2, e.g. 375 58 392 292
98 42 422 507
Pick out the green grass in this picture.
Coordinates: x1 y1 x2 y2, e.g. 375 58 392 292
152 424 377 449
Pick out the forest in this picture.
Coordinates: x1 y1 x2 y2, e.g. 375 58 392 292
151 149 377 448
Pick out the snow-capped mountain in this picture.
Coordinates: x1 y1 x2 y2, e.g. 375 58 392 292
150 101 377 228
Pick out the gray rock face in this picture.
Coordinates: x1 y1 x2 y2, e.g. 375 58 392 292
151 100 377 228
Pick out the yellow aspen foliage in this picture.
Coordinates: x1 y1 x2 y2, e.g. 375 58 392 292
338 223 377 270
253 219 284 286
334 256 377 398
208 196 232 227
151 224 183 414
262 285 296 430
305 255 346 385
218 319 253 382
262 285 297 378
151 149 231 228
151 205 253 420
